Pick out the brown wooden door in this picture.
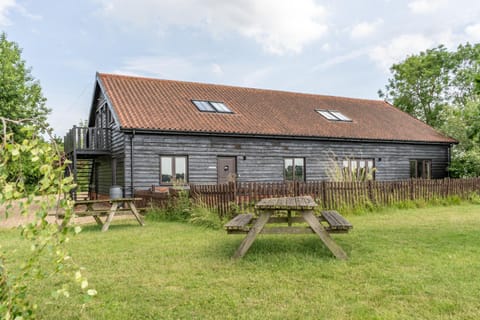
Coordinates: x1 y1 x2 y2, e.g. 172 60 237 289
217 156 236 184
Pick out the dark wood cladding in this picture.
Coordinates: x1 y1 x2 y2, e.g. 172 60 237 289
122 133 450 196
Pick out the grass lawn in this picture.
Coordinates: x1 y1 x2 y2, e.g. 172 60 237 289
2 203 480 319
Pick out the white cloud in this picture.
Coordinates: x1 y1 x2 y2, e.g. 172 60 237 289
113 56 194 79
312 48 368 71
369 34 435 71
350 19 383 39
0 0 15 25
408 0 447 14
321 43 331 52
95 0 328 55
240 66 273 87
15 3 42 21
465 23 480 42
211 63 223 76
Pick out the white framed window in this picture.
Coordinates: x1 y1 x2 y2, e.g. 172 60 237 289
342 158 375 181
160 156 188 184
284 157 305 181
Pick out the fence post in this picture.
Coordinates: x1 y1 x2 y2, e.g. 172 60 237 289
445 178 450 197
321 180 327 209
409 179 415 201
367 180 376 205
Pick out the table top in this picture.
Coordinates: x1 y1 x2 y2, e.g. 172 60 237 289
74 198 142 205
255 196 317 210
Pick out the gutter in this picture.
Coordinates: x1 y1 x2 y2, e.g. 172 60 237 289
120 128 457 146
130 130 135 196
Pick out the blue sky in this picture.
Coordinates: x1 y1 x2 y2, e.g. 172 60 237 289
1 0 480 136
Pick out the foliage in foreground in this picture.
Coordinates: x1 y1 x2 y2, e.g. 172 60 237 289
0 121 94 320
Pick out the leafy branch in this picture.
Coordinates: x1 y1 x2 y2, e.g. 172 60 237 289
0 118 96 320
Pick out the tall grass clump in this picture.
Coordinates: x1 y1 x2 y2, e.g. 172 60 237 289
188 204 224 229
145 189 223 229
325 153 375 182
145 188 191 221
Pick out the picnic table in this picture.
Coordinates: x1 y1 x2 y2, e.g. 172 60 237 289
64 198 145 232
225 196 352 260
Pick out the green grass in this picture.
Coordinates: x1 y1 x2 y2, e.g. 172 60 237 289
2 203 480 319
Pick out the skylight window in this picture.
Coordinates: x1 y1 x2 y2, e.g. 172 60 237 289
192 100 215 112
316 109 351 122
317 110 338 120
330 111 351 121
210 102 232 113
192 100 233 113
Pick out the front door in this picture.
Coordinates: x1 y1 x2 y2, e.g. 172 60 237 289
217 156 236 184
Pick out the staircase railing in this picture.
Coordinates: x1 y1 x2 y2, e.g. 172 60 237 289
64 126 111 154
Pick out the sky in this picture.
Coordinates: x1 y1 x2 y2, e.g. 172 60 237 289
1 0 480 137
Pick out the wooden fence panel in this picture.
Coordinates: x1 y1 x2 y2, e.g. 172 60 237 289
136 178 480 217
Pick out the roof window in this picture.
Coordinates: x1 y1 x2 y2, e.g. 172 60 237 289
192 100 233 113
316 109 351 122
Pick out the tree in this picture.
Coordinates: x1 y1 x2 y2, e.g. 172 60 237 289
378 43 480 128
0 32 50 140
439 101 480 177
1 33 53 190
380 42 480 177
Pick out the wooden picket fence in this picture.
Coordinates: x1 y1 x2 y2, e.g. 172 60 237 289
188 178 480 217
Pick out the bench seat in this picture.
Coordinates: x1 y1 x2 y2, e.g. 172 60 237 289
53 208 147 218
224 213 253 234
320 210 353 233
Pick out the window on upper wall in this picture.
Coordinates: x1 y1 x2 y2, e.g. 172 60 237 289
410 159 432 179
316 109 351 122
284 158 305 181
160 156 188 184
192 100 233 113
342 158 375 181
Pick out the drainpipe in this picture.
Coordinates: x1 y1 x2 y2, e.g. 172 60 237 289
447 143 452 178
130 130 135 197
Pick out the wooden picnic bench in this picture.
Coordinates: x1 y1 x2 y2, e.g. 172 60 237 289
224 196 353 260
225 211 353 234
57 198 145 232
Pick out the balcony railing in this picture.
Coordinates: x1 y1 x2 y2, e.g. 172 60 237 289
64 126 111 154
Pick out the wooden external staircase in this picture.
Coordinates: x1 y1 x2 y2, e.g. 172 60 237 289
64 126 111 200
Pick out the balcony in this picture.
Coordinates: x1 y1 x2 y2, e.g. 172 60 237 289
64 126 111 155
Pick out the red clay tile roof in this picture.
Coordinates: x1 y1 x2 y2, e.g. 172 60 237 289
97 73 456 144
